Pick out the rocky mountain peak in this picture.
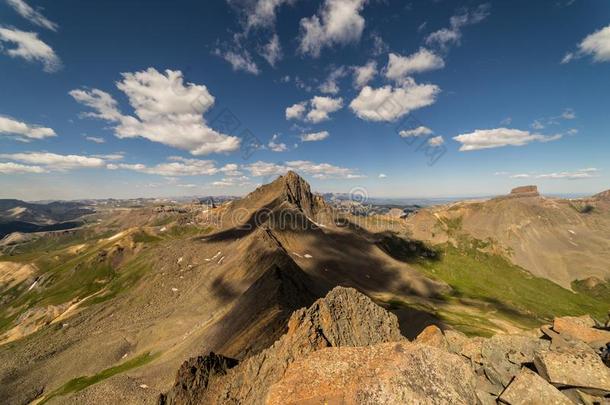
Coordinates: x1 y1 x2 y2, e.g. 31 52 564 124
273 171 326 217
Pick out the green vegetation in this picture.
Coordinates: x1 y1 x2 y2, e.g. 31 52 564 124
572 278 610 302
39 351 158 404
569 202 595 214
413 241 609 327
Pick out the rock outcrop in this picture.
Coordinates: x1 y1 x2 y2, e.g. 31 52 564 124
161 288 610 404
280 171 327 219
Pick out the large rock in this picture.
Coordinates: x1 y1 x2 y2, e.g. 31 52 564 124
510 185 539 196
193 287 404 404
498 368 572 405
534 349 610 392
266 342 479 405
553 315 610 346
158 353 238 405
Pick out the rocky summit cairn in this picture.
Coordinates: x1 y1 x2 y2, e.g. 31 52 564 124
161 288 610 404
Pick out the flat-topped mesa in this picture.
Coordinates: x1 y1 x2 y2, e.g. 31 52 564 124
494 185 540 200
510 185 539 196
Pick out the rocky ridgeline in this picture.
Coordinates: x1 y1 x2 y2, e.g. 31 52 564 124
160 287 610 404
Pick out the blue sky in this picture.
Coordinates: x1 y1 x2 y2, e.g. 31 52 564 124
0 0 608 200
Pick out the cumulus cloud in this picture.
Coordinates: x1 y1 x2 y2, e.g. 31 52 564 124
399 126 433 137
213 48 260 74
6 0 58 31
260 33 282 67
0 161 45 174
70 68 241 155
428 135 444 146
453 128 562 151
0 115 56 141
0 152 105 169
299 0 367 57
0 26 61 72
384 49 444 83
268 134 288 151
285 101 307 120
286 96 343 123
246 160 362 179
352 60 377 88
562 24 610 63
349 81 440 122
509 168 599 180
425 4 490 50
307 96 343 123
300 131 329 142
378 173 387 178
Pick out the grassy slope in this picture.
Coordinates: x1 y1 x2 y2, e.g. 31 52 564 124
38 351 159 404
410 239 608 334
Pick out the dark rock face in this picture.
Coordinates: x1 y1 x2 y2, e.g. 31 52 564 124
158 352 238 405
278 171 326 218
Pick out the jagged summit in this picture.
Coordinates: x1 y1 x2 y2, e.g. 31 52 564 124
229 171 328 221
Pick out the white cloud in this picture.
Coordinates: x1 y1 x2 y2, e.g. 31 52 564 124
0 152 105 169
425 4 490 50
300 131 329 142
260 33 282 67
85 136 105 143
378 173 387 178
564 24 610 63
6 0 58 31
509 168 599 180
107 157 240 177
307 96 343 123
268 134 288 151
428 135 444 146
319 66 347 94
500 117 512 125
286 96 343 123
0 115 56 141
70 68 241 155
349 81 440 122
245 160 362 179
214 48 260 74
352 60 377 88
384 49 444 83
399 126 433 138
227 0 296 30
0 26 61 72
453 128 562 151
298 0 367 57
285 101 307 120
0 162 45 174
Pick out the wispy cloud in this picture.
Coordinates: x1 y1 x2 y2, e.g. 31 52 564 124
0 115 56 141
0 26 61 72
6 0 58 31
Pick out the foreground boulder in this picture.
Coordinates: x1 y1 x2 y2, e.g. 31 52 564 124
161 287 403 404
498 368 572 405
267 342 478 405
